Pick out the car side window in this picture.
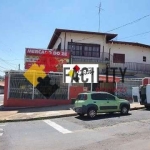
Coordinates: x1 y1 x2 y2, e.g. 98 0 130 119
106 94 116 100
91 93 106 100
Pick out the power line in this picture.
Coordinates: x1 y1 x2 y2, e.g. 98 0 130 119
0 41 20 60
118 30 150 40
0 66 8 70
0 69 4 73
72 14 150 43
106 14 150 32
0 57 17 68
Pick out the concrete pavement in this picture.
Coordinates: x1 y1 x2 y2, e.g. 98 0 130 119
0 103 145 123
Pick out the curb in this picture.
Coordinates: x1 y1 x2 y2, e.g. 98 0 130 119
0 113 77 123
0 106 145 123
130 106 145 110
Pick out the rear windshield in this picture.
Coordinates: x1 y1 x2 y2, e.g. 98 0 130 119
77 94 87 100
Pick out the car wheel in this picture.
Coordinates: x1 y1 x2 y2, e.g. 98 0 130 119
121 105 129 115
77 113 85 117
87 108 97 119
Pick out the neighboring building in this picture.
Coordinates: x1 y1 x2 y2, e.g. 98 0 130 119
47 28 150 100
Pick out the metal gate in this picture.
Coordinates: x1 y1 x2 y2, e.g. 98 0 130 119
8 71 68 100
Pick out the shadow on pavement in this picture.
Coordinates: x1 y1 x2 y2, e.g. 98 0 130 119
0 104 74 113
75 113 132 121
18 105 74 113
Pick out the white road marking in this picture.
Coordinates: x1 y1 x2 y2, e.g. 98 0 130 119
0 124 6 127
0 128 3 137
43 120 72 134
0 133 3 136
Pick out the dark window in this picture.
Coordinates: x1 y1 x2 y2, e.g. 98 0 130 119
91 93 107 100
143 56 146 62
77 94 87 100
113 53 125 63
106 94 116 100
68 42 100 57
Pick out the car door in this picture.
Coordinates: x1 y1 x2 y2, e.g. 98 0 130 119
98 93 112 112
105 93 119 112
91 93 107 113
91 93 111 113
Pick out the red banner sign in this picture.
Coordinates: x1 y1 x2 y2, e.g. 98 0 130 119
25 48 70 71
25 48 70 57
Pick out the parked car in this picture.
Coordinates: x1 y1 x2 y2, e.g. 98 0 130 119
73 91 130 119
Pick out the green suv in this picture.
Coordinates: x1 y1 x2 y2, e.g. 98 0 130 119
73 92 130 119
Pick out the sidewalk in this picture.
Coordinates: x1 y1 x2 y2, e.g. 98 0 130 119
0 103 145 123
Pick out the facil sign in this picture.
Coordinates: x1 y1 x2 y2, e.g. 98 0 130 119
63 64 99 83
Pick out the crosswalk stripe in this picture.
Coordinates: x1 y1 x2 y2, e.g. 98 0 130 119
43 120 72 134
0 129 3 131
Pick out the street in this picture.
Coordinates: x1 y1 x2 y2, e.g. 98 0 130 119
0 109 150 150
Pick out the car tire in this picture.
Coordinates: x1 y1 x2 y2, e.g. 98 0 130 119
87 108 97 119
120 105 129 115
77 113 85 117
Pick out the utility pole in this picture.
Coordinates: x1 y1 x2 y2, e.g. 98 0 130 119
18 64 20 70
97 2 104 32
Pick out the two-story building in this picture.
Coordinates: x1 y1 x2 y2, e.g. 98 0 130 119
4 28 150 107
47 28 150 100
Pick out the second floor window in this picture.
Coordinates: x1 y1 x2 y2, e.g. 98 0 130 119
68 42 100 57
113 53 125 63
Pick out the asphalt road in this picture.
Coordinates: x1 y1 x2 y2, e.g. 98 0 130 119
0 109 150 150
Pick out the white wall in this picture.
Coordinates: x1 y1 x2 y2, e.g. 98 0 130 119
53 37 62 50
52 31 150 64
59 32 110 54
108 43 150 64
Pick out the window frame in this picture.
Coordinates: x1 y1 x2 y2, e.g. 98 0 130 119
91 93 107 101
113 53 125 63
68 42 100 58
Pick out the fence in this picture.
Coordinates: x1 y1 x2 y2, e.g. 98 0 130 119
116 78 142 101
72 52 112 63
8 71 68 100
110 62 150 74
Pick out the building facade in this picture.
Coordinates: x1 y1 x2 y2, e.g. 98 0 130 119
47 28 150 100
